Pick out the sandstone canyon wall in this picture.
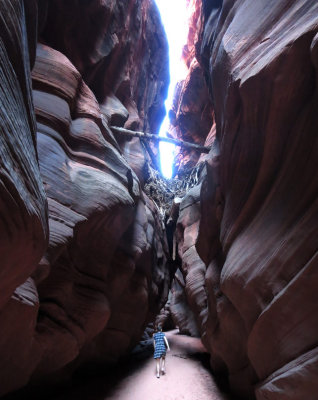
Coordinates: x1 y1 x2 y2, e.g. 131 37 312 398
0 0 171 395
1 0 318 399
173 0 318 399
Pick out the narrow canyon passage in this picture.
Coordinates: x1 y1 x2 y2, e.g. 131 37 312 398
1 1 318 399
4 331 230 400
65 331 231 400
94 331 230 400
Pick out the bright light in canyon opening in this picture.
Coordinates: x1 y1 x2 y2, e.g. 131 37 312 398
155 0 189 179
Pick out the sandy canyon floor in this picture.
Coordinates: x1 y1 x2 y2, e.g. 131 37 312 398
4 330 232 400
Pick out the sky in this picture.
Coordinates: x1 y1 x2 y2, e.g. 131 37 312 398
155 0 189 179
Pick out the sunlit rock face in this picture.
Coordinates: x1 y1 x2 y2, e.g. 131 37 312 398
171 60 213 171
0 2 48 393
40 0 169 134
175 0 318 398
0 1 48 310
169 0 214 172
0 0 170 395
32 42 170 378
40 0 169 181
167 0 215 347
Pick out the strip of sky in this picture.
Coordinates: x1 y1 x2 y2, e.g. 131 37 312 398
155 0 188 178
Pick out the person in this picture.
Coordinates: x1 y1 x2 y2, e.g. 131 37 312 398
153 325 170 378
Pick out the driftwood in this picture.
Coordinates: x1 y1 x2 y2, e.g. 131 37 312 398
143 162 205 217
110 126 211 153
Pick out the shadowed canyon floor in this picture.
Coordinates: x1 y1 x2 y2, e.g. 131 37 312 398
3 331 232 400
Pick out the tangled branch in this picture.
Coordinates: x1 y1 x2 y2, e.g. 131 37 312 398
144 163 204 217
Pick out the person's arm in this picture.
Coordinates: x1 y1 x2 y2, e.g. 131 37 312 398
153 335 156 350
164 336 170 351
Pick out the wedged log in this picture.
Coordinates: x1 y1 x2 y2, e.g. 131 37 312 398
110 126 211 153
0 0 48 310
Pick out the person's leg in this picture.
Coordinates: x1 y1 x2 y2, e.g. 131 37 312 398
156 358 160 378
161 355 166 374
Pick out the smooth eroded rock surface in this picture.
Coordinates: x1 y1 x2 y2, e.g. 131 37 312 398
0 0 48 310
0 1 171 395
175 0 318 398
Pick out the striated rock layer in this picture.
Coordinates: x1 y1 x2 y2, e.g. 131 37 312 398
175 0 318 399
0 0 170 396
169 0 214 172
40 0 169 135
0 0 48 312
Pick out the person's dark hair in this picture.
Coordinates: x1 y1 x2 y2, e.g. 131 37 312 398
154 324 162 333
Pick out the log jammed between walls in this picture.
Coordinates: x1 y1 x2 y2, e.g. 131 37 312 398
110 126 211 153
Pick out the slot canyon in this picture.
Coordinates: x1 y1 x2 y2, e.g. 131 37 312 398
0 0 318 399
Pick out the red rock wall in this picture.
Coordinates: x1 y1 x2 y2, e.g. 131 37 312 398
175 0 318 398
0 0 48 312
169 0 214 172
0 0 170 395
169 269 200 337
40 0 169 135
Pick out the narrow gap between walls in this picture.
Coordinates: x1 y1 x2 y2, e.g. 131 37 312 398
154 0 189 179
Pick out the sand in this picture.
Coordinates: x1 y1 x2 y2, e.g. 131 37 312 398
3 330 231 400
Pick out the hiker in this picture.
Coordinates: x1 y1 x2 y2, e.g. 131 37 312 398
153 325 170 378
